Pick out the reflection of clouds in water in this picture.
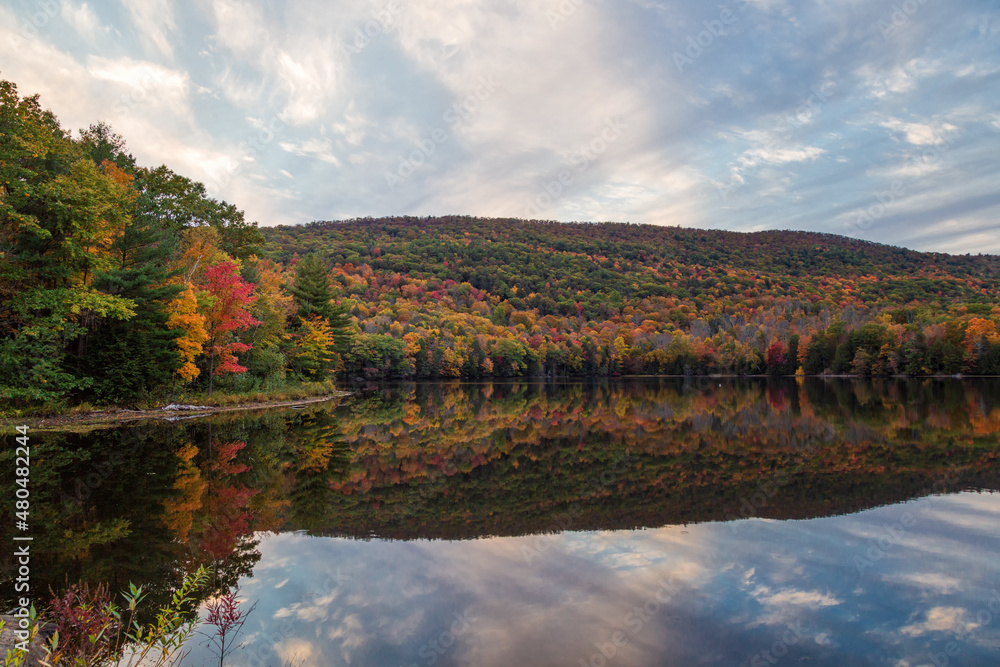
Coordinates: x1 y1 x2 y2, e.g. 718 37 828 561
182 492 1000 666
755 589 840 608
556 527 707 576
749 587 842 627
900 606 981 637
274 637 321 665
882 572 965 595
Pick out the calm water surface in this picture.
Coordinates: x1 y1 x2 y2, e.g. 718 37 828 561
3 379 1000 666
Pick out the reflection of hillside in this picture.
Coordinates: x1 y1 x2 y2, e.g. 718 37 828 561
315 379 1000 539
5 380 998 606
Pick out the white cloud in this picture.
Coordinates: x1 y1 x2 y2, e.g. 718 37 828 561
881 118 958 146
757 588 841 609
120 0 176 59
857 65 917 98
329 101 373 148
882 572 964 594
279 139 342 165
61 2 108 42
743 145 826 165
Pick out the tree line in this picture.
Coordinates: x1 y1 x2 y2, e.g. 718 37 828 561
265 218 1000 380
1 80 349 407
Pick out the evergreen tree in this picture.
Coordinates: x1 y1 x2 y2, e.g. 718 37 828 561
83 182 184 404
289 254 335 320
78 122 137 173
289 253 352 353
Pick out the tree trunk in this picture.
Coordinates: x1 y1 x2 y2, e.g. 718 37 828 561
208 352 215 396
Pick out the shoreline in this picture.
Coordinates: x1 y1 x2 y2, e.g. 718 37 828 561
6 373 999 432
2 393 349 433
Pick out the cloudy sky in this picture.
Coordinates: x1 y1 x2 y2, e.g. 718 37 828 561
2 0 998 253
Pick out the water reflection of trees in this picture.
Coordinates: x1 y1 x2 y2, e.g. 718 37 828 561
0 404 350 614
3 379 999 607
323 378 1000 539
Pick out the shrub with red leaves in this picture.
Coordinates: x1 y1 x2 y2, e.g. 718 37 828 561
47 583 118 664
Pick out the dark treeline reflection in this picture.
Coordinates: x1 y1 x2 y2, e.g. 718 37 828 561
3 378 999 608
0 407 350 614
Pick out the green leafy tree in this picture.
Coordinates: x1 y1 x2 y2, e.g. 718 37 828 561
0 80 136 401
133 165 263 259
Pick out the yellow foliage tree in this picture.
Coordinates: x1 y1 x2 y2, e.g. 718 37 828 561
292 315 341 379
168 283 209 382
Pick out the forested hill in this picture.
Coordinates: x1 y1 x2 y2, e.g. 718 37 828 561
264 217 997 308
271 216 987 274
261 216 1000 378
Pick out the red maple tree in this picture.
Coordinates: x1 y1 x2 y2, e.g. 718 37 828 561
203 261 261 395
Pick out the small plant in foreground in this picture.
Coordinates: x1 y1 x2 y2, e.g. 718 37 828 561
202 588 256 667
41 566 209 667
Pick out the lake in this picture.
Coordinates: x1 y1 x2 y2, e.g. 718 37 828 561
4 378 1000 666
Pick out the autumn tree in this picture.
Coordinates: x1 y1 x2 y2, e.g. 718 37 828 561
135 165 263 259
290 315 342 380
765 341 787 376
964 318 1000 373
78 122 137 173
202 261 261 395
167 284 209 385
288 253 335 319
